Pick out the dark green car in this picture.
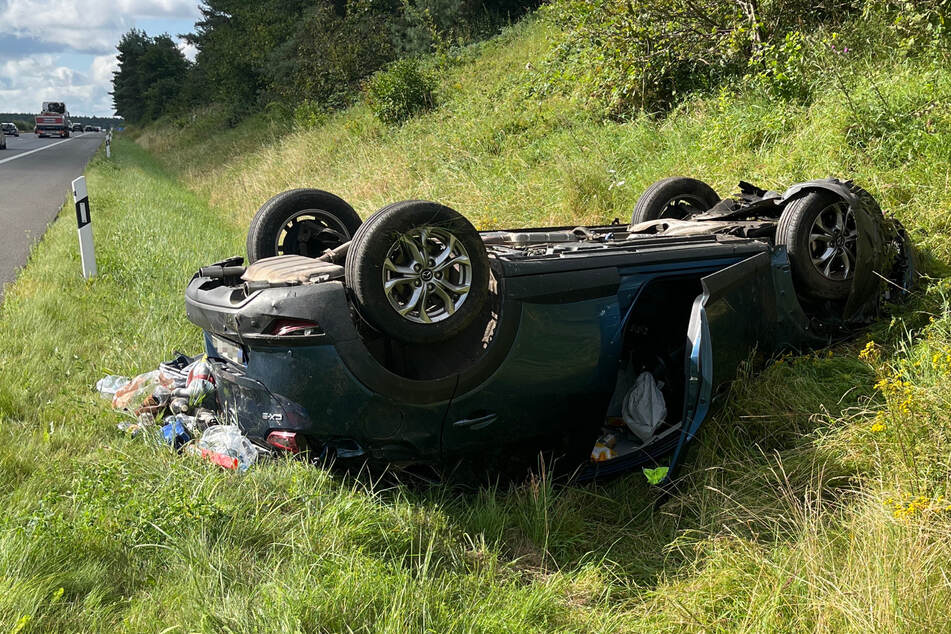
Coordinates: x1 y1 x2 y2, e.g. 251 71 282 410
184 177 914 481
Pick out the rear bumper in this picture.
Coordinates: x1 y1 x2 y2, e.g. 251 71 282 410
205 351 313 441
186 271 449 463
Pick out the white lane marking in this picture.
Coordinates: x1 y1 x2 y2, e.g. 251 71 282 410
0 137 77 166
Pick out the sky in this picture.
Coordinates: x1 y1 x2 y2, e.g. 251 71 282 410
0 0 202 117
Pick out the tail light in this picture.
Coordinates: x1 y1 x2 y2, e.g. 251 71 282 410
268 318 322 336
267 430 303 453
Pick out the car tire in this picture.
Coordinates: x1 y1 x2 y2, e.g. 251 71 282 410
246 188 362 263
631 177 720 224
346 200 489 344
776 190 857 301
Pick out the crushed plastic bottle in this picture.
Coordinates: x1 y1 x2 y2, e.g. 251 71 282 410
172 356 216 406
197 425 257 471
96 375 129 398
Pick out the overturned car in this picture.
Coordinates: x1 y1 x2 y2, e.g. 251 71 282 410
184 177 915 482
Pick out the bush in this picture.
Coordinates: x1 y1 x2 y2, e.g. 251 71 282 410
364 58 437 124
292 100 328 130
537 0 950 118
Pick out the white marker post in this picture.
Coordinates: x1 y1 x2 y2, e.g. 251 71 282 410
72 176 97 279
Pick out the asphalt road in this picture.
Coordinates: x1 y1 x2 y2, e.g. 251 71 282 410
0 131 104 299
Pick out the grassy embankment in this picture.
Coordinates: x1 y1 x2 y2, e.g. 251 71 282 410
3 13 951 632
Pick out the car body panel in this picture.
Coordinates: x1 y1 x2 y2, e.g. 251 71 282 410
184 178 913 478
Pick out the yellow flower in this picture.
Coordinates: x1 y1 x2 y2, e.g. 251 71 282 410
859 341 880 364
870 421 886 433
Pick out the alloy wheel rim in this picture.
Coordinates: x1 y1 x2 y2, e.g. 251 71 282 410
382 226 472 324
808 202 857 281
276 210 350 257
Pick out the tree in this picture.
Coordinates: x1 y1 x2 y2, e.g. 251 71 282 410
111 29 150 122
111 30 190 123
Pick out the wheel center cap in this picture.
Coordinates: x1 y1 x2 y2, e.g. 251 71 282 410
420 269 433 281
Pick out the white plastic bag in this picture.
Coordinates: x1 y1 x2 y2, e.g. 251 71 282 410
197 425 258 471
96 375 129 398
621 372 666 443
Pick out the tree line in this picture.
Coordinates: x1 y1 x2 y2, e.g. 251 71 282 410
111 0 538 125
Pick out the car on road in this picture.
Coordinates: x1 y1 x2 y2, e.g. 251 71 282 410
71 123 83 133
2 123 19 136
184 177 915 481
83 125 94 132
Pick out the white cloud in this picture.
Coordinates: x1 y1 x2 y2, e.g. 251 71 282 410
0 0 200 115
91 54 118 84
1 0 199 53
0 54 115 115
176 37 197 62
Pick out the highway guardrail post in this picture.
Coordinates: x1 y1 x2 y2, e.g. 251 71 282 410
71 176 97 279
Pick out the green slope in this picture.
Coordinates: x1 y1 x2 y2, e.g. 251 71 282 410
2 11 951 632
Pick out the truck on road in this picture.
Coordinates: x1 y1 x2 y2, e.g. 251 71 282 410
35 102 70 138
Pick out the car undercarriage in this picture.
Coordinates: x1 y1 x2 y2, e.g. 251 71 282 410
184 177 914 483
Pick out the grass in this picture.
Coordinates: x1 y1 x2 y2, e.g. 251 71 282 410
3 12 951 633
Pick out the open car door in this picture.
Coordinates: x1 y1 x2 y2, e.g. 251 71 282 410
664 251 779 484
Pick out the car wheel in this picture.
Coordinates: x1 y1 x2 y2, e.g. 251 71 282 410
346 200 490 344
631 177 720 224
246 188 362 263
776 190 858 301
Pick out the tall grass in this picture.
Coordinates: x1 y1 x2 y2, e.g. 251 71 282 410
2 11 951 632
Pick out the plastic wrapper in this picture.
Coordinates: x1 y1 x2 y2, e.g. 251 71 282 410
185 444 239 470
621 372 667 443
112 370 173 410
197 425 257 471
96 375 129 398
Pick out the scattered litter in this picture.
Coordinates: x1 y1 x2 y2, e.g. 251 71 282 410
99 354 253 472
194 408 218 429
197 425 258 471
161 418 191 450
135 384 173 416
175 356 216 405
590 433 618 462
158 352 200 388
96 375 129 398
184 445 240 470
112 370 173 410
621 372 666 443
169 397 189 414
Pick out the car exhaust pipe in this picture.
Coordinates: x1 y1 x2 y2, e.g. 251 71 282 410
198 265 247 279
